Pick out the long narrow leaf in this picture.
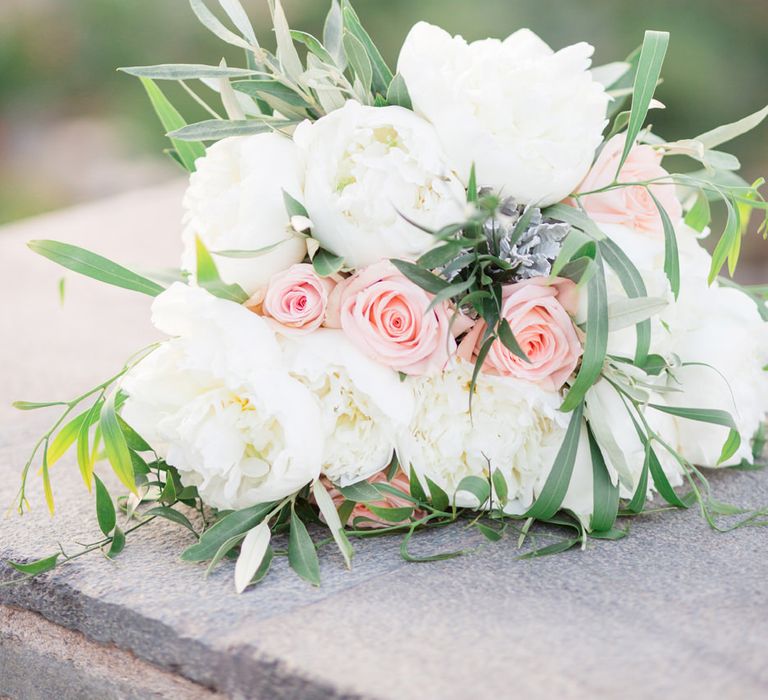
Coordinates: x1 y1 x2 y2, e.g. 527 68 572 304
28 240 165 297
616 31 669 175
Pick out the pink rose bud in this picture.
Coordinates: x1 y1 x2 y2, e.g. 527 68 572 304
328 260 457 375
457 277 582 391
262 263 335 334
575 133 682 237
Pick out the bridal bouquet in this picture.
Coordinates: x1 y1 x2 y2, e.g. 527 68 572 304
9 0 768 591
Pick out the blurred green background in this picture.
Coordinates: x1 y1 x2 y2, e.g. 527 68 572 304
1 0 767 275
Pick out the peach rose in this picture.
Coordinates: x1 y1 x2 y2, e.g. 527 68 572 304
576 134 682 236
457 277 582 391
261 263 335 334
327 260 456 375
326 469 423 529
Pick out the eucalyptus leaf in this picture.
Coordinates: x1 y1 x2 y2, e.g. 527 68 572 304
234 522 271 593
288 508 321 586
94 474 116 536
120 64 257 80
386 72 412 109
313 479 353 569
28 240 165 297
341 1 392 95
616 31 669 175
168 118 296 141
696 104 768 149
312 248 344 277
649 191 680 299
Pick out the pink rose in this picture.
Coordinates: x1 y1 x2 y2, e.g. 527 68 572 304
326 469 423 529
575 134 682 236
457 277 582 391
327 260 456 375
261 263 335 334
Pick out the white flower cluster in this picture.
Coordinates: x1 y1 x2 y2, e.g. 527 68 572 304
119 18 768 523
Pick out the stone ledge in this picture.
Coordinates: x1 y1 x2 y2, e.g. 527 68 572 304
0 605 225 700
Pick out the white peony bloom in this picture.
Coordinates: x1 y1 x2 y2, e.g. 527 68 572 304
181 133 307 296
121 283 323 510
281 329 414 486
656 281 768 466
397 22 609 206
293 100 466 268
597 221 768 467
399 360 567 511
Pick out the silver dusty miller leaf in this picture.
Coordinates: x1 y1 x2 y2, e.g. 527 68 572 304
482 190 570 283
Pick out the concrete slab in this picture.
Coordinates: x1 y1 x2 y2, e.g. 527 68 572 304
1 183 767 699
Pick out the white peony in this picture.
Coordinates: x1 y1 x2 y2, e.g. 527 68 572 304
397 22 609 205
121 283 323 510
398 360 567 511
281 329 414 486
293 100 466 268
655 281 768 466
181 133 307 295
597 221 768 467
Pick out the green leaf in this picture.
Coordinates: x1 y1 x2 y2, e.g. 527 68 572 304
204 533 246 576
41 448 54 515
323 0 345 67
288 508 321 586
7 554 60 576
648 404 738 430
366 505 413 522
47 410 90 466
491 468 508 506
269 0 304 83
117 416 152 453
588 426 619 532
426 476 450 512
343 31 372 95
467 164 478 203
108 527 126 557
560 252 608 412
77 399 102 490
616 31 669 176
283 189 308 218
695 104 768 149
312 248 344 277
12 400 68 411
168 118 296 141
626 444 650 513
120 64 258 80
195 236 249 303
28 240 165 297
385 72 412 109
684 191 711 232
498 319 530 362
232 79 310 108
337 481 381 503
94 474 117 537
475 522 503 542
100 393 136 495
646 445 688 507
290 30 335 65
312 480 353 569
519 538 580 559
649 191 680 299
708 196 739 283
525 401 584 520
139 77 205 172
390 259 448 294
408 466 427 502
417 242 464 270
341 1 393 95
189 0 256 51
213 242 288 259
456 476 491 506
144 506 198 535
598 237 651 365
181 501 276 562
718 429 742 465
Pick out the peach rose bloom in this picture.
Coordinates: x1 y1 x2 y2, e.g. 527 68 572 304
326 469 423 529
576 133 682 236
261 263 335 334
457 277 582 391
327 260 456 375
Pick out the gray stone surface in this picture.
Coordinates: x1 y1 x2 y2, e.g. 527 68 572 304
1 184 768 699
